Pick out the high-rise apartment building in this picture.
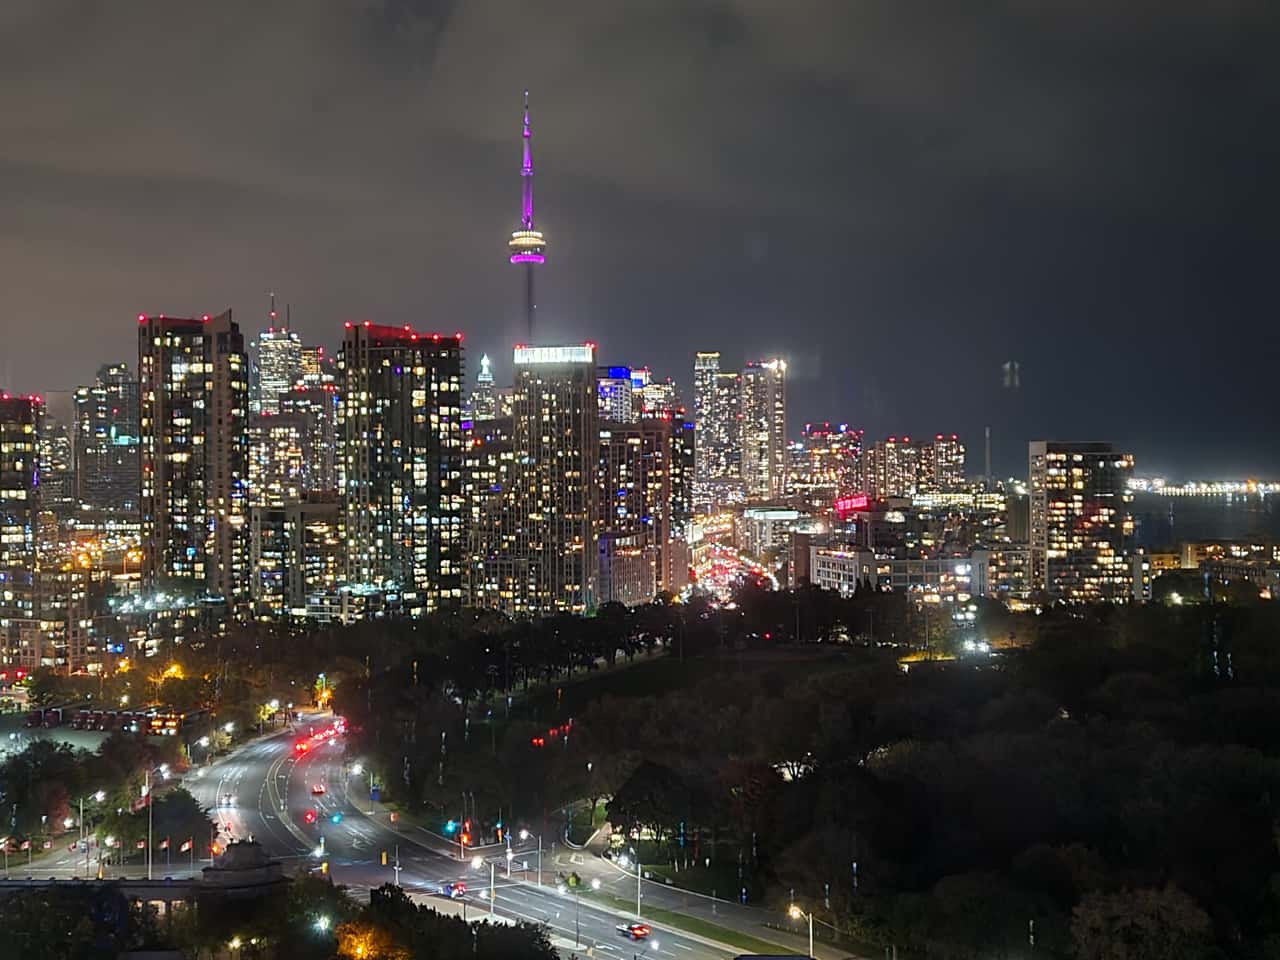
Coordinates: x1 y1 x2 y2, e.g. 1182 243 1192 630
740 359 787 500
465 416 519 610
138 311 249 604
511 344 599 613
0 394 41 664
37 394 77 518
866 434 966 499
597 367 638 423
597 414 692 603
790 423 864 512
929 434 966 492
692 352 746 511
1028 441 1134 601
74 363 140 515
337 322 464 612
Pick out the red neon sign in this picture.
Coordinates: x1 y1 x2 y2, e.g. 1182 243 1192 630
834 494 870 515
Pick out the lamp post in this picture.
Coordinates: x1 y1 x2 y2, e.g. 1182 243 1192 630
519 828 542 887
789 904 814 959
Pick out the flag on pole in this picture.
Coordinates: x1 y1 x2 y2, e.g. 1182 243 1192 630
159 837 169 850
136 839 147 849
180 839 192 852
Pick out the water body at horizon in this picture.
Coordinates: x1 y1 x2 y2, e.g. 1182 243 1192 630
1131 492 1280 550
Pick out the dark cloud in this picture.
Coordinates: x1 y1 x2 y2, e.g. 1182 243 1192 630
1 0 1277 477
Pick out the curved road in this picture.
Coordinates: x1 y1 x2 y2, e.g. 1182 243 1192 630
182 719 745 960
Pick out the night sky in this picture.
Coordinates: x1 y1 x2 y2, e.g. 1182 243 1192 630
2 1 1277 478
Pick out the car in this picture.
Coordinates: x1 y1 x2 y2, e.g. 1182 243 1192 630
440 881 467 899
219 794 237 807
311 783 326 795
617 923 652 940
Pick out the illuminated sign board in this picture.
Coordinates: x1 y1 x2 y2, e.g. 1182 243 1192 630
834 494 870 515
513 345 595 365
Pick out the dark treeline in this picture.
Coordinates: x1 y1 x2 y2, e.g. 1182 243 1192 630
331 587 1280 959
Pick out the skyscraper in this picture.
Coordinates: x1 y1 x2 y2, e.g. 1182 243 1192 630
740 359 787 500
138 311 249 604
512 344 599 612
74 363 140 515
472 353 497 420
255 327 302 415
508 92 547 341
1028 440 1134 601
692 352 744 511
337 322 465 612
0 394 41 665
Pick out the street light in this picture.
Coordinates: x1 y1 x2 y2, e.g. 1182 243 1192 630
519 828 543 886
789 904 814 959
314 916 330 933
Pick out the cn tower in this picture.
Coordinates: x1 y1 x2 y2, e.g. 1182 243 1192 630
507 90 546 342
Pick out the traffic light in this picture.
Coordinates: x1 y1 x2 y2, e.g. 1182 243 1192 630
304 809 317 824
444 819 458 834
320 860 329 875
460 832 471 847
330 811 343 824
381 850 388 866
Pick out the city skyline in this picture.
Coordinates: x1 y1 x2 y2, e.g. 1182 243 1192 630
3 4 1279 478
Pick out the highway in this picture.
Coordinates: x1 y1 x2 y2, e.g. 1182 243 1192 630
9 715 820 957
181 719 751 960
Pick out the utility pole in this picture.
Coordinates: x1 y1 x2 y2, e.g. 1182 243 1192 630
490 861 496 916
145 769 153 880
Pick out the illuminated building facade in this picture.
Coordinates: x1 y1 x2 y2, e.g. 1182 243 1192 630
692 352 719 508
1028 441 1135 601
1 395 41 664
866 434 965 498
299 345 336 386
511 344 599 613
138 311 249 605
249 494 343 619
930 434 966 492
74 363 140 515
464 416 519 610
254 321 302 415
472 354 497 420
279 385 339 494
337 323 464 612
597 413 692 602
789 423 864 513
597 367 638 423
248 411 309 506
37 395 77 518
740 359 787 500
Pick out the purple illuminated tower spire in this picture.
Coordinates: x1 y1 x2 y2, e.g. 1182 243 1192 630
508 90 546 342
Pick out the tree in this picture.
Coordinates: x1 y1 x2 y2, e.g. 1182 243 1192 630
1071 886 1212 960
